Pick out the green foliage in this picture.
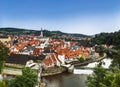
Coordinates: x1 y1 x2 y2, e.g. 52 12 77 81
0 62 4 74
0 27 89 38
86 66 120 87
78 55 85 62
87 66 107 87
0 80 8 87
92 33 109 45
8 67 38 87
92 30 120 47
96 45 105 57
78 40 92 47
0 45 9 61
0 28 36 35
112 71 120 87
0 45 9 73
111 50 120 69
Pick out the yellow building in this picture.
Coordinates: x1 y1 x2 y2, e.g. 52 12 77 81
0 36 11 43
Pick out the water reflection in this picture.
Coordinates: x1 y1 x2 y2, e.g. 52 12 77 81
43 73 87 87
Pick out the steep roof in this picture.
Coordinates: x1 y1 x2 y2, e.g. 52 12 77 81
6 54 29 65
28 55 46 61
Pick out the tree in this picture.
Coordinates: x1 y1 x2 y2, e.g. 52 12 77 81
91 30 120 47
111 50 120 69
86 66 107 87
0 44 9 73
86 66 120 87
96 45 105 57
0 80 8 87
8 67 38 87
112 70 120 87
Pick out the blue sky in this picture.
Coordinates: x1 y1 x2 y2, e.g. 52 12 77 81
0 0 120 35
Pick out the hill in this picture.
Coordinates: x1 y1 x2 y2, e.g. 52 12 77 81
92 30 120 48
0 27 90 38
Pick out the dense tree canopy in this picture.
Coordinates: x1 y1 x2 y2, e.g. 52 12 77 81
0 80 8 87
8 67 38 87
96 45 105 57
86 66 120 87
110 50 120 69
0 44 9 73
92 30 120 47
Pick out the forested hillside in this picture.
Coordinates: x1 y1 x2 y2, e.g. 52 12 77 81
0 27 89 38
92 30 120 47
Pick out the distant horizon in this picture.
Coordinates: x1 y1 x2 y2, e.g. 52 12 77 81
0 27 119 35
0 0 120 35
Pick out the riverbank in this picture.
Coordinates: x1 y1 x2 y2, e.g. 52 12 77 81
41 67 67 77
2 53 106 77
73 53 106 67
41 53 107 76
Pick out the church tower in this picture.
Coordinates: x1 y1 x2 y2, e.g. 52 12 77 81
40 28 43 37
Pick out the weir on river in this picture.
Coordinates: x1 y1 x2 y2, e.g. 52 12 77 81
74 58 112 74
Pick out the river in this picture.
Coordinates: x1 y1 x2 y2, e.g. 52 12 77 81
42 72 87 87
42 58 112 87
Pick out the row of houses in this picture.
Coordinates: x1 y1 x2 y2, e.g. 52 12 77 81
0 34 94 70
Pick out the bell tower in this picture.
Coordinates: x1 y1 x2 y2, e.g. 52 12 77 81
40 28 43 37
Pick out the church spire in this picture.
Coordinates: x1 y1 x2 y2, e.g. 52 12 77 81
40 28 43 37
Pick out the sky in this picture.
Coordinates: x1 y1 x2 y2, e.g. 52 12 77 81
0 0 120 35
